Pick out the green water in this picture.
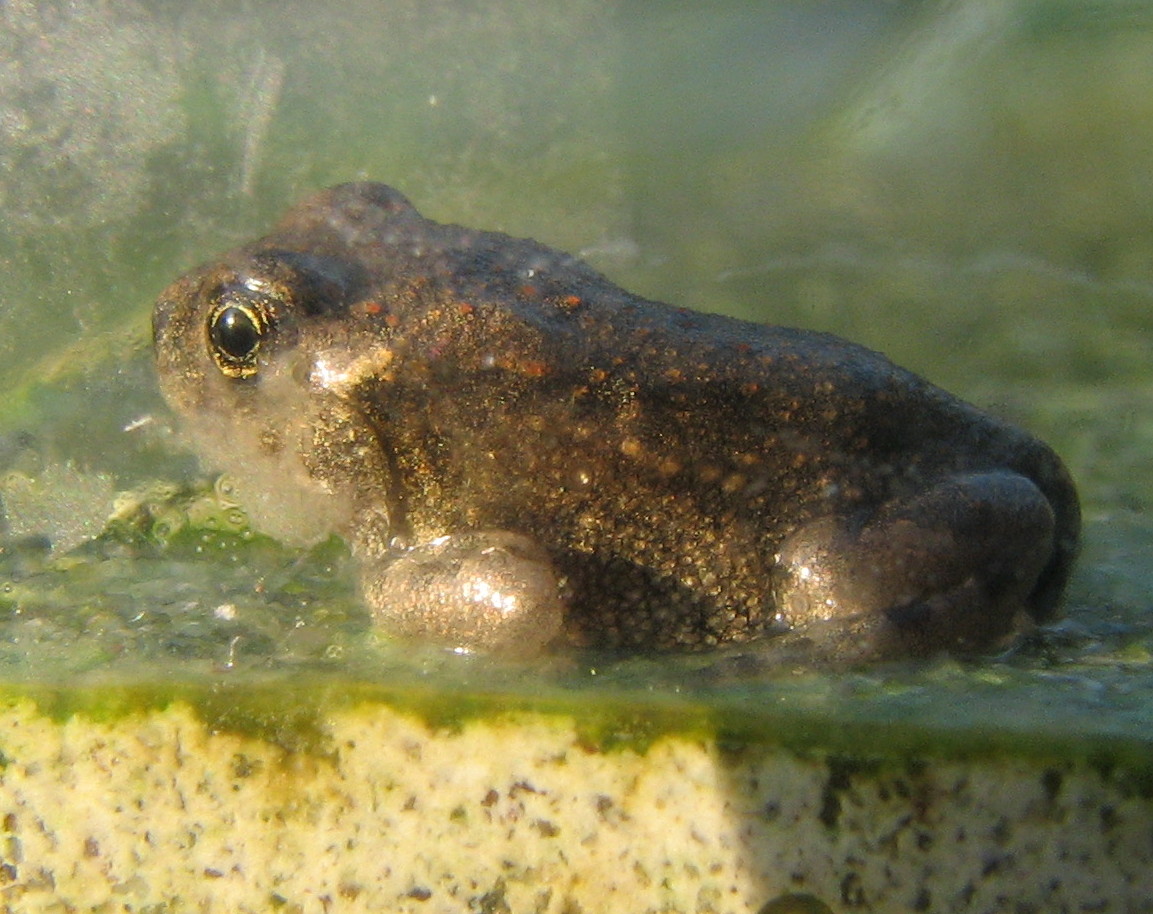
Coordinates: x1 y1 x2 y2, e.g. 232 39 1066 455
1 0 1152 757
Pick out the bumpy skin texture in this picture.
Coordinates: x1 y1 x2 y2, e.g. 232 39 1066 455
153 183 1080 660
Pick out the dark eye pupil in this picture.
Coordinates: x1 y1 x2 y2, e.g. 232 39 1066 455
210 306 261 360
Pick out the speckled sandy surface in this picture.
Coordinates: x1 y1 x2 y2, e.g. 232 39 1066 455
0 697 1149 913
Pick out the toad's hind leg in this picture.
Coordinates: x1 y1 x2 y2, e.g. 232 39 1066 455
772 471 1057 660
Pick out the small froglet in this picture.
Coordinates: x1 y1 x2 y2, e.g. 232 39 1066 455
153 182 1079 660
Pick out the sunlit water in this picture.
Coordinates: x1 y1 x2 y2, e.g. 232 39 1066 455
0 0 1150 751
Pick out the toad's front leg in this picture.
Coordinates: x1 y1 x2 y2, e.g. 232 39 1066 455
361 530 567 656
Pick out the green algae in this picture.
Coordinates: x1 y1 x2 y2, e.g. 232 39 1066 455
3 653 1153 788
0 456 1149 770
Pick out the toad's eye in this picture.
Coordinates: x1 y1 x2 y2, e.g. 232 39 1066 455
207 292 272 378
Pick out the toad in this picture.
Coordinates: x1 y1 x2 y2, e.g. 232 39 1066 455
152 182 1079 660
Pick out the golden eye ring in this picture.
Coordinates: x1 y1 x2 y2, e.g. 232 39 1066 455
207 292 272 378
